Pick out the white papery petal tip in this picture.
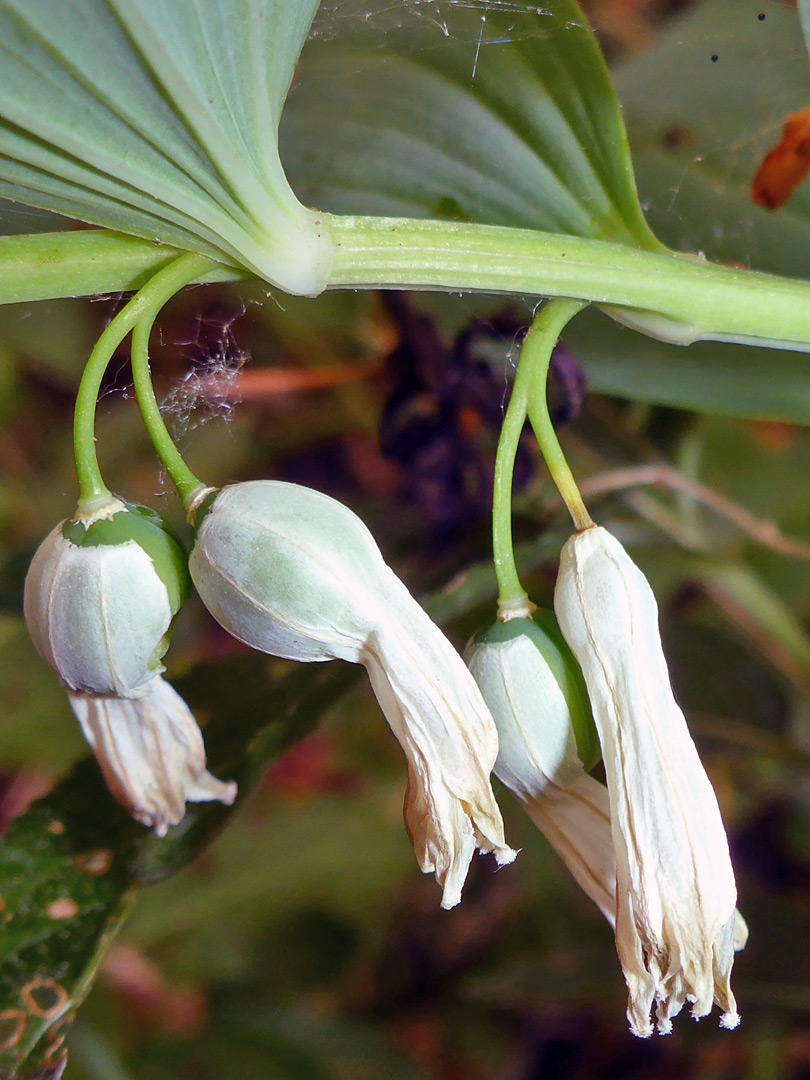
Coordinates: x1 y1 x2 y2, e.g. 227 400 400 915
68 677 236 836
494 844 518 867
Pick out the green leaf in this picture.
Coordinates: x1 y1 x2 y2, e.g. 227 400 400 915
566 308 810 424
550 0 810 422
0 0 327 292
0 657 357 1079
798 0 810 62
614 0 810 276
284 0 660 250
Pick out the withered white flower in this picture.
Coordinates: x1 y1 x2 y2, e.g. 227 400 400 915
523 783 748 958
189 480 516 907
554 525 739 1037
24 499 236 836
465 615 616 924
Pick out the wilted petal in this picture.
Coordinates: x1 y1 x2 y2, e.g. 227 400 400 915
523 773 616 926
68 676 237 837
466 617 615 921
554 525 739 1036
190 480 515 905
365 600 516 909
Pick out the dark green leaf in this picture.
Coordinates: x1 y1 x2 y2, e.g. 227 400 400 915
0 657 357 1078
565 0 810 423
284 0 659 249
0 0 323 289
565 308 810 424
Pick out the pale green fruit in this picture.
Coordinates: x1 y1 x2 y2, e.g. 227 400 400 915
465 613 614 924
465 611 599 785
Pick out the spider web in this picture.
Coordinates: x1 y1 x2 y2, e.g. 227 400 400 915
309 0 561 45
158 303 249 439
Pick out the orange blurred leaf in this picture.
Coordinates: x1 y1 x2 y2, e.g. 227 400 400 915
751 105 810 211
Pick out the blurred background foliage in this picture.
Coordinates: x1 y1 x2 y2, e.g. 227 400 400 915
3 0 810 1077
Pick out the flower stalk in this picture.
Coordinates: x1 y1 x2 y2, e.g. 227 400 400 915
126 253 214 511
72 253 212 516
492 299 589 618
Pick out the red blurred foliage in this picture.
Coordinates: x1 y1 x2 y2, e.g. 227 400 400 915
752 105 810 211
101 945 206 1039
263 734 364 800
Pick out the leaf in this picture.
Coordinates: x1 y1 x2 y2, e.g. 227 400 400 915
283 0 660 250
0 0 326 292
556 0 810 424
0 656 357 1079
613 0 810 276
565 308 810 424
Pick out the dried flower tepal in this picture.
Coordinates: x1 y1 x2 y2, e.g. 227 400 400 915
555 524 739 1037
24 498 236 836
188 479 516 908
465 612 617 923
467 592 746 1037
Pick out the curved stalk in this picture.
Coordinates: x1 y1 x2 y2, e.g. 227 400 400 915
73 253 212 515
522 305 592 531
127 254 213 512
492 299 588 618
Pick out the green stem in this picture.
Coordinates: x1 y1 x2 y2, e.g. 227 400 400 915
11 220 810 354
493 299 588 617
324 215 810 350
73 253 212 515
73 316 131 514
128 254 213 512
523 302 592 531
0 231 237 306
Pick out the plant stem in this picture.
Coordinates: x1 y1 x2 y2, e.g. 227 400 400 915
73 253 212 515
11 220 810 355
493 299 587 617
0 231 238 305
325 215 810 350
524 301 592 531
128 254 213 512
73 314 132 514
